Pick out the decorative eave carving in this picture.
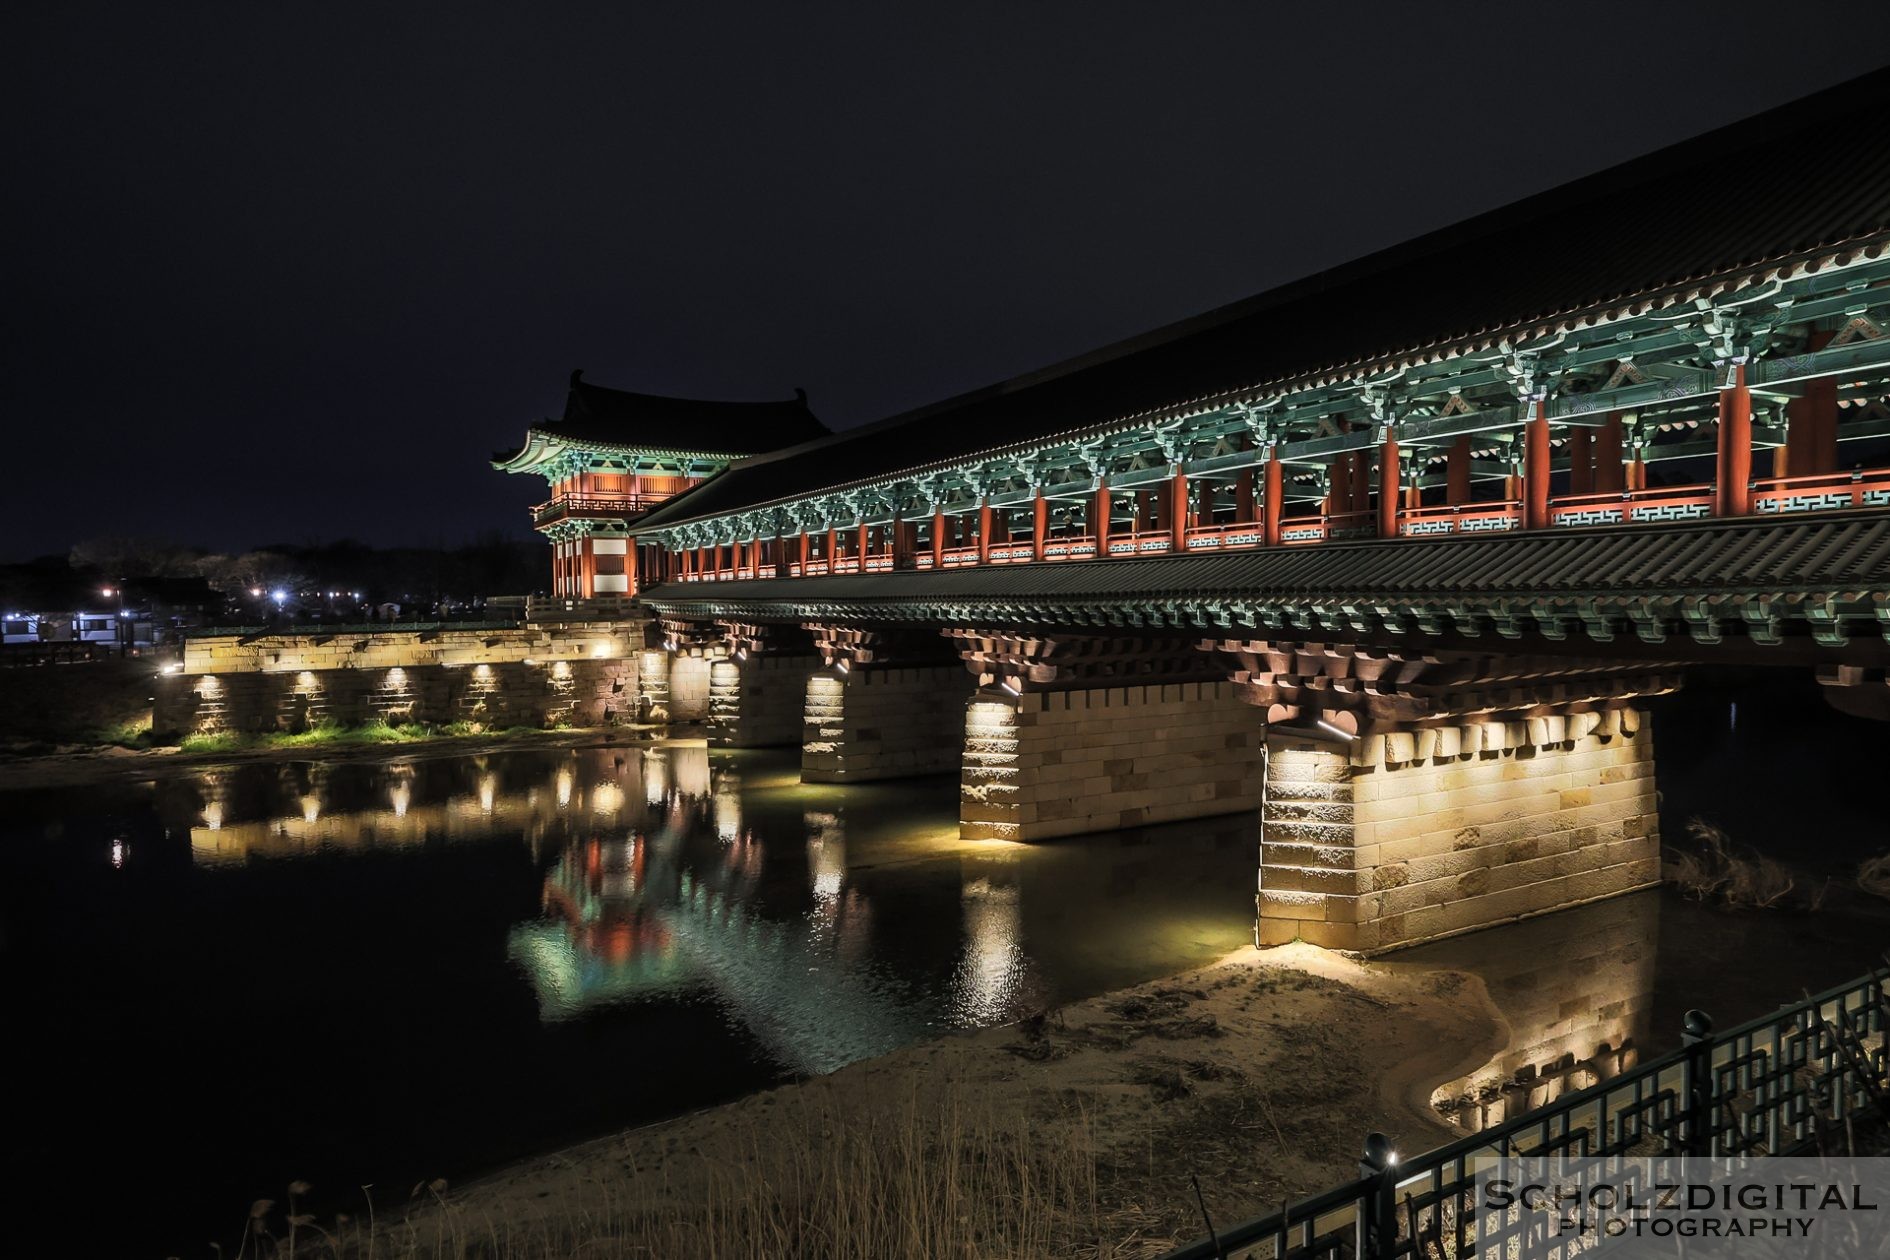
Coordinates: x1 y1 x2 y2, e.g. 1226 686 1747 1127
943 630 1226 694
1202 638 1683 733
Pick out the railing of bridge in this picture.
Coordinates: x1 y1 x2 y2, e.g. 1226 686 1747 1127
1754 468 1890 514
1159 965 1888 1260
665 468 1890 584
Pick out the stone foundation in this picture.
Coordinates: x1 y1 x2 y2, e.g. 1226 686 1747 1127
960 681 1266 842
669 655 711 721
801 665 973 781
177 622 641 674
708 654 819 748
633 648 672 721
153 621 647 735
1259 709 1660 954
156 658 639 734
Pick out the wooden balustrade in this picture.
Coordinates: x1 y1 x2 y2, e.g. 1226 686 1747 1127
1399 501 1523 537
532 493 669 526
657 462 1889 583
1752 468 1890 513
1040 534 1098 560
1549 483 1714 528
1182 520 1266 550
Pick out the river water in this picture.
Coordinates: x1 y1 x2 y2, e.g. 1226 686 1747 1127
4 675 1884 1256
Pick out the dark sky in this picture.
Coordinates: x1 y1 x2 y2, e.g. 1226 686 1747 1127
7 4 1889 561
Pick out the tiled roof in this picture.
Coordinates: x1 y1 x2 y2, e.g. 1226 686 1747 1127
639 512 1890 641
497 370 830 462
635 68 1890 530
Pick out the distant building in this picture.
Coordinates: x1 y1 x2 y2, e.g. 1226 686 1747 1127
493 370 828 598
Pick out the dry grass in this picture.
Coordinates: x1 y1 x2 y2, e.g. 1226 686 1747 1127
226 1088 1144 1260
1665 817 1799 909
1860 851 1890 903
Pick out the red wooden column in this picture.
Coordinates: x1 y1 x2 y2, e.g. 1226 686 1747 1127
1032 490 1048 558
931 510 946 566
1262 449 1283 546
1594 415 1624 493
1717 363 1753 516
825 528 838 570
1783 331 1838 476
1377 428 1400 539
1169 468 1189 551
976 501 993 564
1093 481 1112 558
1523 402 1552 529
857 521 870 566
1568 426 1593 495
1234 468 1255 523
579 538 596 597
750 537 763 579
798 531 810 571
1446 436 1471 505
1327 456 1347 516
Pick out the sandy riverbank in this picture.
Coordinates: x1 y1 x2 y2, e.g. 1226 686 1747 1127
376 943 1501 1259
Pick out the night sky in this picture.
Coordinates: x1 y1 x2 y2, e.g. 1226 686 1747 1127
7 4 1890 561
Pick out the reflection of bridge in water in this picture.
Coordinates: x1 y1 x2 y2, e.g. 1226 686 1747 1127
160 739 1680 1092
504 747 1011 1075
1413 888 1658 1133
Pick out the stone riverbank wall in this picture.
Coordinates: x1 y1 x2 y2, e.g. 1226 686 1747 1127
153 621 656 735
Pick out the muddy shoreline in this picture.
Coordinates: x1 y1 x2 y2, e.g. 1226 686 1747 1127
386 943 1502 1257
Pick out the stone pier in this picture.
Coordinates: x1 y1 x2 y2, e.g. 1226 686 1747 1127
950 631 1268 842
802 666 971 780
960 681 1266 842
707 654 820 747
799 624 972 781
1211 637 1680 954
1259 709 1661 953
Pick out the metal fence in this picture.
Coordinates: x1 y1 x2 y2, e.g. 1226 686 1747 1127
1162 965 1889 1260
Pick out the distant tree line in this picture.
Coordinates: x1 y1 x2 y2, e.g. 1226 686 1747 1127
3 534 547 614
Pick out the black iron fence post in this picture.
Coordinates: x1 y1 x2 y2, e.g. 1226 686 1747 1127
1681 1008 1715 1157
1358 1131 1396 1260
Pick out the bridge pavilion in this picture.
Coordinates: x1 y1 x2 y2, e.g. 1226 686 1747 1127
510 69 1890 954
493 369 828 598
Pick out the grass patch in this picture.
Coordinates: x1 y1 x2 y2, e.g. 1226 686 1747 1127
173 719 582 755
91 716 157 749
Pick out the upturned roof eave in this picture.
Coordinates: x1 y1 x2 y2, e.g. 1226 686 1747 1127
492 424 762 473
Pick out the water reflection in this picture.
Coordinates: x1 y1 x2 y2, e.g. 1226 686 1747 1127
952 875 1027 1025
1410 891 1659 1132
151 744 1257 1082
